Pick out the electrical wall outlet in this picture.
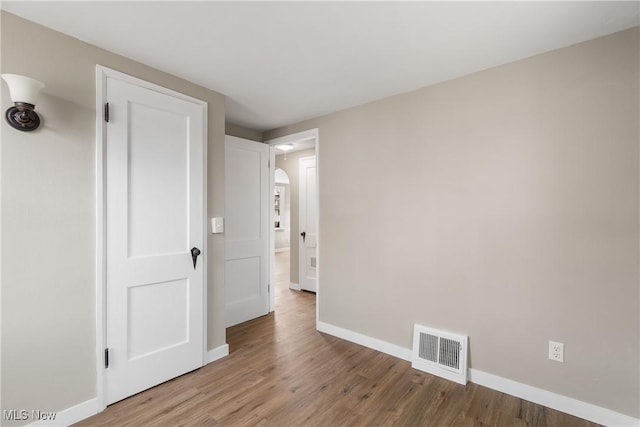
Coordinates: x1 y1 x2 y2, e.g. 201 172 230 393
549 341 564 362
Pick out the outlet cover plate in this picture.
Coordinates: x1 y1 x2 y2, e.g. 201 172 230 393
549 341 564 362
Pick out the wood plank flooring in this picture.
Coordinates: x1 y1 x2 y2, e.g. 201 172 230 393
77 251 599 426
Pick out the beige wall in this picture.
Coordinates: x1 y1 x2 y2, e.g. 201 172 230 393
275 149 316 284
265 28 640 417
225 122 263 142
0 11 227 420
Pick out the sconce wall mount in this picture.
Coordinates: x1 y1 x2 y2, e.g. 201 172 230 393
6 102 40 132
2 74 45 132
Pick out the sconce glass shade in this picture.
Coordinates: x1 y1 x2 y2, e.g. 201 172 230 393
2 74 45 105
2 74 45 132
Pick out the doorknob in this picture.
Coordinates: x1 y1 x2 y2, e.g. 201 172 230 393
191 247 201 269
300 231 306 243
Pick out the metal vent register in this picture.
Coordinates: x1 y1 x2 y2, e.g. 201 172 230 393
412 325 468 385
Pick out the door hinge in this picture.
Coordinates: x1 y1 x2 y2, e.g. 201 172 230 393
104 102 110 123
268 159 271 168
268 284 270 292
104 348 109 368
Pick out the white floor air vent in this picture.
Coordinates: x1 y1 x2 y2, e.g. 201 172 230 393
412 324 468 385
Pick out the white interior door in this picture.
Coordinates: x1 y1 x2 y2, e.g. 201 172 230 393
299 156 317 292
225 135 270 327
105 76 205 405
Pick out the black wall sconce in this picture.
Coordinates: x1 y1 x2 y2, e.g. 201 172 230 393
2 74 45 132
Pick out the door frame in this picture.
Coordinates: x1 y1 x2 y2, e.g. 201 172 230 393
265 129 319 324
95 65 208 411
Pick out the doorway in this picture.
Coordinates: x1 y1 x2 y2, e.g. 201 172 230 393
266 129 319 320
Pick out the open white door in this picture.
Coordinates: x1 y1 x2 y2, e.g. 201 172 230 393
225 136 270 327
299 156 317 292
104 75 205 405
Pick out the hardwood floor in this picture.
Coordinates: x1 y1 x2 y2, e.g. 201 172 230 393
77 251 599 427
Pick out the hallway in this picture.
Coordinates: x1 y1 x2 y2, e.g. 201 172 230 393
274 250 292 302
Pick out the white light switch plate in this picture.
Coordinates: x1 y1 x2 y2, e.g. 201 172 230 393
211 217 224 234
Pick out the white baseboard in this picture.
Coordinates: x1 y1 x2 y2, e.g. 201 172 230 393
289 282 301 291
23 328 639 427
316 321 639 427
468 369 639 427
317 321 412 362
205 343 230 364
25 346 230 427
28 398 98 427
275 247 290 253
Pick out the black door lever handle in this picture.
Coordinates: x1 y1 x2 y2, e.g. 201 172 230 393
191 247 201 269
300 231 306 243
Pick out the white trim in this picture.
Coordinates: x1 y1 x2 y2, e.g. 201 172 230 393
269 146 276 313
314 132 320 327
468 370 640 427
28 398 98 427
201 102 209 365
275 247 290 253
289 282 301 291
33 344 227 427
205 344 230 365
316 321 639 427
265 129 318 147
95 65 209 412
316 321 412 362
94 66 107 412
96 65 208 105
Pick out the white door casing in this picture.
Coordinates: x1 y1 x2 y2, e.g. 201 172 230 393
299 156 317 292
269 146 276 312
225 135 270 327
103 72 206 405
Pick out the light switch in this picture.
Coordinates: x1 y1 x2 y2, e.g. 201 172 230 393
211 217 224 234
